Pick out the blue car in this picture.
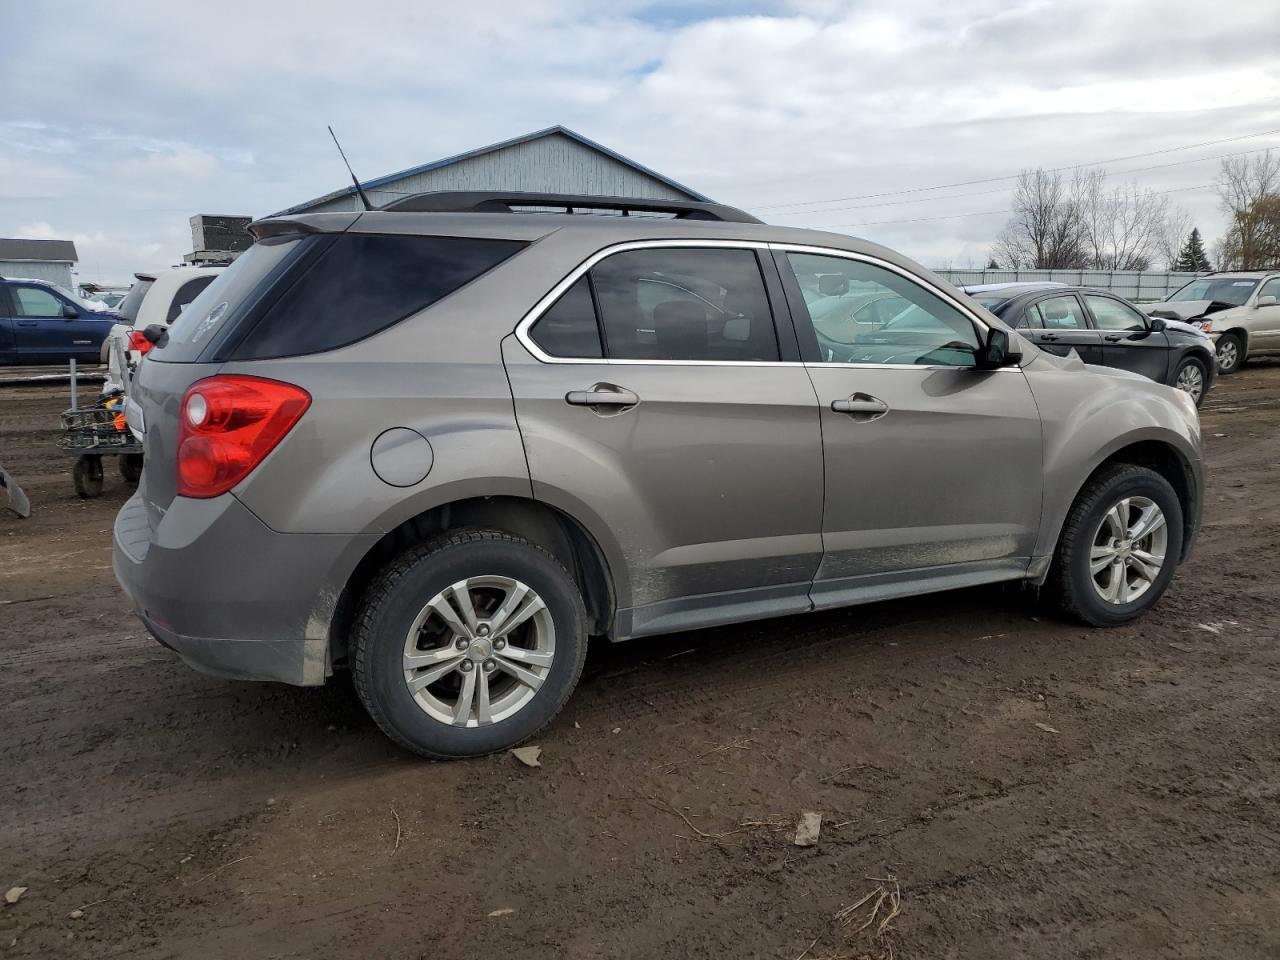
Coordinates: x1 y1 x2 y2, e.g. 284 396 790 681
0 277 119 365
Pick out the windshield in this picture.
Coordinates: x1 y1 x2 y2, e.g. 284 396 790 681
116 279 154 322
1169 278 1258 306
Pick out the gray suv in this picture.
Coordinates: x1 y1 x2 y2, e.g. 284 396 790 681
113 192 1203 758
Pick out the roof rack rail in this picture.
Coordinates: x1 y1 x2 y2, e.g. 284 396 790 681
378 190 762 224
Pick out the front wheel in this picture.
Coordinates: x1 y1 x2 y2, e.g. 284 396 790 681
352 529 588 759
72 456 104 499
1046 464 1183 626
1171 356 1208 407
1215 332 1244 375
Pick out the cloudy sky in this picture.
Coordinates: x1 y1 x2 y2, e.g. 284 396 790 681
2 0 1278 284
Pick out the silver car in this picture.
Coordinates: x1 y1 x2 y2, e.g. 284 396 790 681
113 192 1204 758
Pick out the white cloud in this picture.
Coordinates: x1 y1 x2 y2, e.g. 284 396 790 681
0 0 1277 280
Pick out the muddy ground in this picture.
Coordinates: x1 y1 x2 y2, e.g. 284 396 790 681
1 366 1278 960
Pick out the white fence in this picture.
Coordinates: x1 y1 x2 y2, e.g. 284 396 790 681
934 268 1205 302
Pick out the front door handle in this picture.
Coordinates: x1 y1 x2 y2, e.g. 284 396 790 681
1104 333 1125 342
831 394 889 418
565 385 640 408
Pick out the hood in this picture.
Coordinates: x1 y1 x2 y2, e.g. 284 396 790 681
1082 361 1147 382
1144 299 1240 322
1160 317 1212 341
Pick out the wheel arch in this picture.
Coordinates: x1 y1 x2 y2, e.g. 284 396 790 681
1037 434 1200 581
327 495 619 667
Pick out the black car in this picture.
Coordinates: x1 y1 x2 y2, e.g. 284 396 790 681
967 285 1215 406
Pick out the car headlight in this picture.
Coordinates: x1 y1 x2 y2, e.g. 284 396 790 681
1195 319 1213 333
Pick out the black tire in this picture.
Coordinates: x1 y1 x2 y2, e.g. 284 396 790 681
1171 355 1209 407
352 529 588 759
72 456 104 499
1046 464 1183 627
119 453 143 483
1215 332 1245 375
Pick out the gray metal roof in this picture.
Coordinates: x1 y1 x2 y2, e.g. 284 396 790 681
0 238 78 263
272 125 710 217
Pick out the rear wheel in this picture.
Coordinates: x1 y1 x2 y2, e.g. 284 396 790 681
352 529 588 759
1047 464 1183 626
72 456 103 499
119 453 143 483
1215 332 1244 374
1171 356 1208 407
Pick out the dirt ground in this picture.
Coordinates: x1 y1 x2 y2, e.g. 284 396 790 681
1 365 1278 960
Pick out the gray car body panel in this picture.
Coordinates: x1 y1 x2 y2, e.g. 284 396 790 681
112 207 1203 684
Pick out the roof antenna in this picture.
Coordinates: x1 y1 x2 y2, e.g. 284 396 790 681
328 125 373 211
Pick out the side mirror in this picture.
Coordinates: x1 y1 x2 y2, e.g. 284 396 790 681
977 327 1022 368
61 303 79 319
818 274 849 297
1150 317 1167 332
1258 295 1277 308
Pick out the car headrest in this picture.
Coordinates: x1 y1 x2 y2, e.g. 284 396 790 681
1043 301 1070 321
652 300 707 358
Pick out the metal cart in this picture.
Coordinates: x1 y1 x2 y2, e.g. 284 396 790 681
57 341 143 499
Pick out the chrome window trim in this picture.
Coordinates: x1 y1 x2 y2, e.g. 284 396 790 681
513 237 1003 369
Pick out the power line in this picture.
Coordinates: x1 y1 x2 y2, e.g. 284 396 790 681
751 127 1280 211
812 181 1216 230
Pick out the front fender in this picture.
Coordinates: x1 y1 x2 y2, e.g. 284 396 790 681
1028 363 1202 564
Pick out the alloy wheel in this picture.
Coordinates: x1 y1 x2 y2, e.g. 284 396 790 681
1217 340 1238 372
1175 363 1204 404
1089 496 1169 605
402 575 555 727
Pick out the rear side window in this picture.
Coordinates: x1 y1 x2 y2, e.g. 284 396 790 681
592 248 778 362
1027 296 1087 330
166 276 218 323
529 277 602 358
229 234 527 360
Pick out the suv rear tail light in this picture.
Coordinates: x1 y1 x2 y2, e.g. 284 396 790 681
177 375 311 498
128 330 154 355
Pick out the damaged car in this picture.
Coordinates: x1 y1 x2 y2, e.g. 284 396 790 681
1145 270 1280 374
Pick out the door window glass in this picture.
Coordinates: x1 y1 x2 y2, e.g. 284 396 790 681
13 286 64 318
590 248 779 362
1086 295 1147 332
528 277 602 358
786 253 978 366
1027 296 1087 330
1258 277 1280 301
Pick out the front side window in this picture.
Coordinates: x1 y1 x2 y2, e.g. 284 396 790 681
1258 277 1280 302
786 253 979 366
1027 296 1087 330
13 286 64 318
1085 295 1146 332
590 247 778 362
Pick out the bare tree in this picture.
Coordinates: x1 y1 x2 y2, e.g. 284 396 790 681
1157 205 1195 269
1216 151 1280 269
1077 170 1169 270
994 169 1085 269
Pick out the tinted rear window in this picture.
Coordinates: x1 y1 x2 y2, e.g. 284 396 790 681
228 234 527 360
152 237 305 362
116 279 154 322
166 275 218 323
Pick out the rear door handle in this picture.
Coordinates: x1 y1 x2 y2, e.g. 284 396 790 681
565 385 639 408
831 395 889 418
1037 333 1059 342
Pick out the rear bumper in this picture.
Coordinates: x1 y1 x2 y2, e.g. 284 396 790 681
113 491 375 685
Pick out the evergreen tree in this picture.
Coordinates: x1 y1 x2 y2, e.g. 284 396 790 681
986 257 1000 269
1175 228 1212 272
